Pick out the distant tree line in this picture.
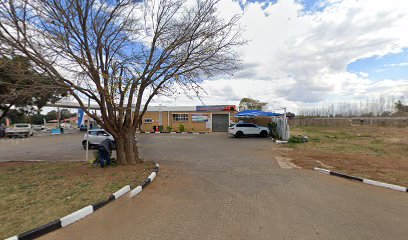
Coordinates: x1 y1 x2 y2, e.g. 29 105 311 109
298 96 408 117
1 109 76 125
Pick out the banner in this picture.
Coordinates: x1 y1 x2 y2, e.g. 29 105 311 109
192 114 209 122
196 105 236 112
78 109 85 127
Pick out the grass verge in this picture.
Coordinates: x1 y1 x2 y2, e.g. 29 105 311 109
0 161 154 239
280 125 408 186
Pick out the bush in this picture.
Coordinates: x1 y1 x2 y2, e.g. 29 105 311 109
179 124 185 132
288 136 304 144
166 126 173 132
267 122 278 138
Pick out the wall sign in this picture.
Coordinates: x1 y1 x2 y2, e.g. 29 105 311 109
192 114 209 122
196 105 236 112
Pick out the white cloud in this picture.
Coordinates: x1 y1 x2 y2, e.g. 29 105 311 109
384 62 408 67
152 0 408 113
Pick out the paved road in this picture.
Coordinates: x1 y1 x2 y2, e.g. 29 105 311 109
0 131 92 162
36 133 408 240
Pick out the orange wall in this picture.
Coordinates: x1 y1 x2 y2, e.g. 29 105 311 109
140 111 237 132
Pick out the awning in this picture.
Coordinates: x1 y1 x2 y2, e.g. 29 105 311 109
234 110 282 118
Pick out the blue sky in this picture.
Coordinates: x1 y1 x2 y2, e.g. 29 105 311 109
154 0 408 109
347 48 408 81
237 0 326 12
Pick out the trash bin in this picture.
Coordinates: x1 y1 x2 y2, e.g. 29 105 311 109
153 126 157 132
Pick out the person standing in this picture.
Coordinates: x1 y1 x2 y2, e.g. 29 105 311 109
0 123 5 138
98 138 113 168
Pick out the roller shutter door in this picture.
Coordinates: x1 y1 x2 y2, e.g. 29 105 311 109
212 114 229 132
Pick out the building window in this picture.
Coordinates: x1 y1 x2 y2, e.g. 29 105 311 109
144 118 153 124
172 114 189 122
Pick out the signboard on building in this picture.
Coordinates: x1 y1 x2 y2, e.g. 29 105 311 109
192 114 209 122
196 105 236 112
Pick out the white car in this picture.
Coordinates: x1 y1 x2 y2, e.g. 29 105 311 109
33 125 46 131
228 123 269 138
5 123 34 138
82 129 115 149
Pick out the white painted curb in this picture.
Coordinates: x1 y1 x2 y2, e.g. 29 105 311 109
314 167 330 174
60 205 93 227
363 179 406 192
113 185 131 199
5 236 18 240
129 186 143 198
148 172 157 182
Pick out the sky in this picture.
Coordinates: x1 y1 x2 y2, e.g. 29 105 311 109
148 0 408 113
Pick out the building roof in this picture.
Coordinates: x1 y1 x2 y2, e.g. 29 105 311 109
235 110 283 118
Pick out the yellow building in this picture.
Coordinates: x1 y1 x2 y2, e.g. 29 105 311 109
139 105 237 132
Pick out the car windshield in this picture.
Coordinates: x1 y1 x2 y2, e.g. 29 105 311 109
15 124 29 128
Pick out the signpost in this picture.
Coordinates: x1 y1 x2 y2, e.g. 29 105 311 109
196 105 236 112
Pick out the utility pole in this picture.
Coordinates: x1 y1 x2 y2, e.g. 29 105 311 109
283 107 287 140
85 98 90 163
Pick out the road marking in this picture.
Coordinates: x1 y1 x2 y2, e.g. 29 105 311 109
275 156 300 169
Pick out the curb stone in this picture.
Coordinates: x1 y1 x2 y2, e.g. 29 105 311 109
314 167 407 192
6 163 160 240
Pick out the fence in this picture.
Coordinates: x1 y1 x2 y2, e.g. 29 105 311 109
288 117 408 127
272 117 290 141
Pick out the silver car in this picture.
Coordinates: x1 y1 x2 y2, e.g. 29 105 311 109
82 129 115 149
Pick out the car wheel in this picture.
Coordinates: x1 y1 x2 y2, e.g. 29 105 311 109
260 130 268 138
235 131 244 138
82 140 91 149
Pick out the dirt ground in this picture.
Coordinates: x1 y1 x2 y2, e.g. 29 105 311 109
0 161 154 239
279 125 408 186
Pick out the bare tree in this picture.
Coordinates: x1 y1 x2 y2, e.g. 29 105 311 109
0 0 244 164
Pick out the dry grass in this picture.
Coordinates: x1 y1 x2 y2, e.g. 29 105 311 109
281 125 408 186
0 161 154 239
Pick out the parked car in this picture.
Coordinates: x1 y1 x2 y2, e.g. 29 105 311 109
228 123 269 138
82 129 115 149
33 125 46 131
5 123 34 138
79 125 88 131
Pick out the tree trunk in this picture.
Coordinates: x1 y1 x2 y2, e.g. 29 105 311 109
114 130 142 165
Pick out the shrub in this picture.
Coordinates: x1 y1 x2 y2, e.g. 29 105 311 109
288 136 304 144
166 126 173 132
179 124 185 132
267 122 278 138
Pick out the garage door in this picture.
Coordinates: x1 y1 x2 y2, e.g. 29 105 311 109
212 114 229 132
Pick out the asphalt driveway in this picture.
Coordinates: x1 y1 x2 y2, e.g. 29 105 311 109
18 133 408 239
